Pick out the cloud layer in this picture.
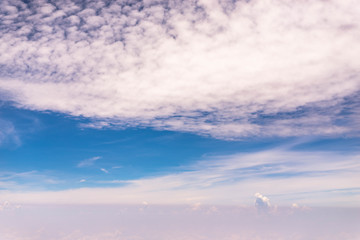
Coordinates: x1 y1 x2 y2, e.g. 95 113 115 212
0 204 359 240
1 149 359 206
1 0 360 138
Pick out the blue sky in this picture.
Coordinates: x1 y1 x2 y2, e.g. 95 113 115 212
0 0 360 239
1 100 360 206
0 0 360 206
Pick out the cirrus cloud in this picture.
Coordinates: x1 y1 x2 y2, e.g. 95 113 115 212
1 149 359 206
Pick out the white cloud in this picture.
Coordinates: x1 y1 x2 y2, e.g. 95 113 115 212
0 201 10 211
0 200 21 212
0 0 359 139
100 168 109 174
77 156 101 168
1 149 359 206
0 170 62 191
291 203 299 209
254 193 271 211
0 204 359 240
0 119 21 147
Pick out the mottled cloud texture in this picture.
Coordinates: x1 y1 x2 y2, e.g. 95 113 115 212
1 0 360 139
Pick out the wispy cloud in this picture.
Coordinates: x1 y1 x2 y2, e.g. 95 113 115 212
111 166 122 169
0 0 359 139
0 200 21 212
77 156 101 168
100 168 109 174
0 118 21 147
0 170 62 191
1 149 359 206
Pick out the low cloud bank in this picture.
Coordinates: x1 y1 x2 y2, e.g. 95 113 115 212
0 204 359 240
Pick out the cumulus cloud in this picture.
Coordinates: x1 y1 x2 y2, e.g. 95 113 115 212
0 201 21 211
254 193 271 211
291 203 299 209
289 203 310 214
0 0 359 139
77 156 102 167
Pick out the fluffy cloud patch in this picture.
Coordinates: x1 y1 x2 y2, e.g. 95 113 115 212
0 0 360 138
254 193 271 211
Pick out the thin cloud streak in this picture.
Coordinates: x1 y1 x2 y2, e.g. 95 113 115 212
0 0 359 139
0 118 21 147
0 170 62 191
77 156 102 168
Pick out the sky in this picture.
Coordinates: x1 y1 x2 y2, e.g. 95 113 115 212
0 0 360 239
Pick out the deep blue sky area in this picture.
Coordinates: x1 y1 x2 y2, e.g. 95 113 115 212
1 104 276 173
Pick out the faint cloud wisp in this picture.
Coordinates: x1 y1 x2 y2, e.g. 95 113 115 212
77 156 102 168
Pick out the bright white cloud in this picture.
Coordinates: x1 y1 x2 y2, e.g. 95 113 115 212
0 0 359 139
254 192 271 211
1 149 359 206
